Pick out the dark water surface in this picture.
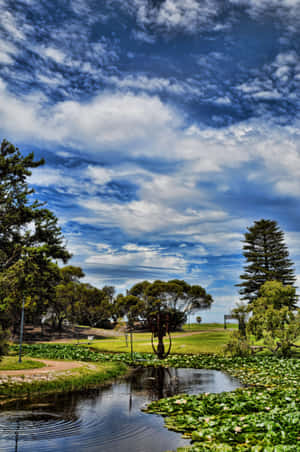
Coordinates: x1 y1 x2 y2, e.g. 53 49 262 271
0 367 241 452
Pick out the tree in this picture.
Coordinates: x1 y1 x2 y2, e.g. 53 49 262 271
0 139 70 340
52 266 85 331
74 284 113 329
0 140 70 270
196 316 202 325
116 280 213 359
0 250 60 334
247 281 300 357
231 303 249 338
237 219 297 306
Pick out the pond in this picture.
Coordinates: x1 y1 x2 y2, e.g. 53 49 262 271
0 367 241 452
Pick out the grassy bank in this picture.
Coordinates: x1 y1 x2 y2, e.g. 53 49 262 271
0 356 45 371
0 357 127 404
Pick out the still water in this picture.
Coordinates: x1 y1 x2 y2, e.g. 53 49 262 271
0 367 241 452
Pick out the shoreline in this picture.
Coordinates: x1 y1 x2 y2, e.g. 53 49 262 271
0 359 128 407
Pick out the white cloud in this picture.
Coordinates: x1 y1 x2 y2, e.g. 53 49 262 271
1 10 25 41
86 242 187 272
42 47 66 64
117 0 226 34
107 74 203 98
230 0 300 31
85 165 112 185
76 196 228 236
0 40 17 63
1 74 300 211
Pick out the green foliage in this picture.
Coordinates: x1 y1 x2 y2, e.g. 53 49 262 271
224 331 251 357
196 316 202 324
0 252 60 332
247 281 300 357
0 139 70 334
238 219 296 304
147 387 300 451
145 354 300 451
0 326 8 360
118 279 213 330
0 356 45 370
0 361 127 400
116 279 213 358
8 344 300 449
0 139 70 270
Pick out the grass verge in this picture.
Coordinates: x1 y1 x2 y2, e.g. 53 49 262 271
0 356 45 371
0 359 127 404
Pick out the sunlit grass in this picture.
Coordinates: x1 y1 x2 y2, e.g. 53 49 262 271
182 322 238 331
0 356 45 371
90 329 233 354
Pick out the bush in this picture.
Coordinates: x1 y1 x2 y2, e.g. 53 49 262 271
224 330 251 357
0 326 8 361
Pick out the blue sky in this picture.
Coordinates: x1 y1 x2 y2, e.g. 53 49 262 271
1 0 300 321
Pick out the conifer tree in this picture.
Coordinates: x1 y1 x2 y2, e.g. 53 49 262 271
237 219 297 307
0 139 71 352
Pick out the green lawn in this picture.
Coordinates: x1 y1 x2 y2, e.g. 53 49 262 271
182 322 238 331
46 322 300 355
0 356 45 371
90 325 234 354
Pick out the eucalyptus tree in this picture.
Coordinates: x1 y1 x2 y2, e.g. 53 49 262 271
116 279 213 359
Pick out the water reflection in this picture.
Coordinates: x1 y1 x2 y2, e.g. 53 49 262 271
0 368 241 452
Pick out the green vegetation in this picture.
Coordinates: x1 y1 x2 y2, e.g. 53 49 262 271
5 343 300 450
115 280 213 358
86 330 232 354
146 354 300 451
0 360 127 401
182 323 238 331
237 219 297 304
0 139 70 343
226 281 300 357
0 355 45 370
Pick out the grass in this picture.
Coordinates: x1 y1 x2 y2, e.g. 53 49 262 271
182 322 238 331
0 360 127 403
88 326 234 355
0 356 45 371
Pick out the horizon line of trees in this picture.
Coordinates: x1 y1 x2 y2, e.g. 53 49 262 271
1 138 299 359
0 139 213 360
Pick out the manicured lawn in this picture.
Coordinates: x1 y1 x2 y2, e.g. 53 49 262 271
89 328 233 354
182 322 238 331
0 355 45 371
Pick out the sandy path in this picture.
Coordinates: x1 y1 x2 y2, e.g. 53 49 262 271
0 359 86 377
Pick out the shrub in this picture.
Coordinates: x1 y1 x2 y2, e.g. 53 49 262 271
0 326 8 361
224 330 251 357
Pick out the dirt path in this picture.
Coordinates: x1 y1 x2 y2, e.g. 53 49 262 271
0 359 90 380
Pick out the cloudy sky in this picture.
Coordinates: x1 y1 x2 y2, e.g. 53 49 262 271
1 0 300 321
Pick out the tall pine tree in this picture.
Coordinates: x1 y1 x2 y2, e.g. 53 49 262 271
237 219 297 307
0 139 71 352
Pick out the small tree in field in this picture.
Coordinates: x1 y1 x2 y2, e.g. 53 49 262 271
227 281 300 357
116 280 213 359
247 281 300 357
196 316 202 325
